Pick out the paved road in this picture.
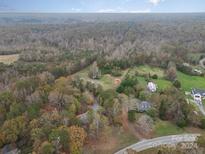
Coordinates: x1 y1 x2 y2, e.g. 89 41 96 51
199 58 205 69
115 134 200 154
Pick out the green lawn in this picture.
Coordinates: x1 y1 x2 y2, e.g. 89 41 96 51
137 76 171 91
154 120 185 137
177 71 205 91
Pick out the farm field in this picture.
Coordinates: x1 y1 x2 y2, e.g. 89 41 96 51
0 54 19 64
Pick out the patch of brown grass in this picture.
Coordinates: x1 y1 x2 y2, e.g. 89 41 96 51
0 54 19 64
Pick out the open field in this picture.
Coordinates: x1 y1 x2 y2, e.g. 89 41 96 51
0 54 19 64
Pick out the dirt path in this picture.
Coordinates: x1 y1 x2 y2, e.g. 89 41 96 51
121 103 144 140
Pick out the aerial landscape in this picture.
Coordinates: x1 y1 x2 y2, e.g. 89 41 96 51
0 0 205 154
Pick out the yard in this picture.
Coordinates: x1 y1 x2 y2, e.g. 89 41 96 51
130 65 172 91
177 71 205 91
134 65 205 92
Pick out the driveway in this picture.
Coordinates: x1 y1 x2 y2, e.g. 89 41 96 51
114 134 199 154
190 99 205 116
199 58 205 69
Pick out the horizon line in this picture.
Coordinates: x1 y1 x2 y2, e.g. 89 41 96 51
0 11 205 14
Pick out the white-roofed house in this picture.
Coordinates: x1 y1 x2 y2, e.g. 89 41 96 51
147 82 157 92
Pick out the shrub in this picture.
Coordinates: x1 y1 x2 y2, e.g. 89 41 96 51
146 108 158 120
197 135 205 148
51 67 67 78
128 110 136 122
39 141 55 154
176 118 187 128
152 74 158 79
173 80 181 89
116 75 138 94
200 118 205 129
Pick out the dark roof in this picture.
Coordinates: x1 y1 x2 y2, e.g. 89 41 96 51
192 88 205 96
138 101 151 112
1 144 18 154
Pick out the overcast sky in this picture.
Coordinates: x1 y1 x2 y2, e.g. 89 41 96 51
0 0 204 13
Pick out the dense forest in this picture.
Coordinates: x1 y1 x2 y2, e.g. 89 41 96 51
0 13 205 154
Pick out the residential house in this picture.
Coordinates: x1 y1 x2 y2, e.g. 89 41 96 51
137 101 151 112
1 144 20 154
191 88 205 103
147 82 157 92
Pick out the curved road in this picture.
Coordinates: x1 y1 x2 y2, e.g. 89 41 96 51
195 101 205 116
115 134 200 154
189 99 205 116
199 58 205 69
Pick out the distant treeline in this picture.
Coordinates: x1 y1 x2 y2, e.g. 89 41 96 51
0 50 20 55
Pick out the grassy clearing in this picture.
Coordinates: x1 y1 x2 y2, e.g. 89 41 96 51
154 120 185 137
74 66 129 90
134 65 165 78
177 71 205 91
0 54 19 64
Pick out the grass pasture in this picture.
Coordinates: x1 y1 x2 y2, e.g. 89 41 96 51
0 54 19 64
